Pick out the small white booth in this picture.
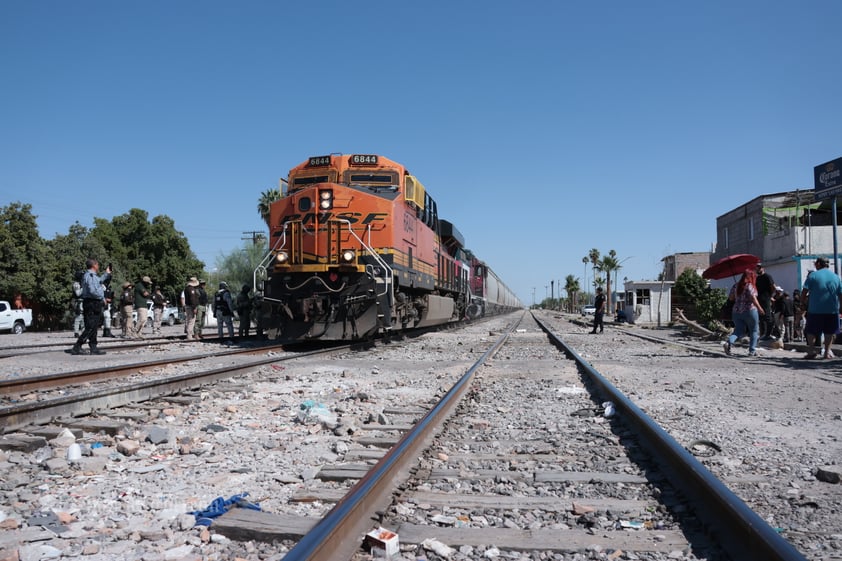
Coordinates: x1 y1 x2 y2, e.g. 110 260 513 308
619 280 674 326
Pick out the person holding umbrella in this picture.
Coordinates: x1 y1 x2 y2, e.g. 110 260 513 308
722 269 765 357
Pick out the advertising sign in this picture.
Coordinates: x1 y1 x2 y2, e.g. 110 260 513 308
814 157 842 200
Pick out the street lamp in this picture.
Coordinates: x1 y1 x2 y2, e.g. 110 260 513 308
582 257 589 304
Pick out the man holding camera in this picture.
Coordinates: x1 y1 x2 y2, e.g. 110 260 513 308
69 259 112 356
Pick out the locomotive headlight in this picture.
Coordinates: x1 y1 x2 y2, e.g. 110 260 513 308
275 251 289 264
319 189 333 210
340 249 356 263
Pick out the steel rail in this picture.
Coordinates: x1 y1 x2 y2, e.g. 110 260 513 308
281 311 525 561
0 344 348 432
532 312 807 561
0 333 208 359
0 342 290 396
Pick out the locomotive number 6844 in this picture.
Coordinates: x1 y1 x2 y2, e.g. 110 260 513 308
255 154 520 341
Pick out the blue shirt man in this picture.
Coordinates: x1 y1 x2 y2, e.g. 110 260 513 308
71 258 112 355
801 257 842 359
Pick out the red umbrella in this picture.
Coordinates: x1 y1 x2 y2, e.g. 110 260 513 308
702 254 761 280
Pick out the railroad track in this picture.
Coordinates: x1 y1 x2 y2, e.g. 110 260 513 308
0 313 824 559
0 342 350 432
218 311 806 560
0 332 198 359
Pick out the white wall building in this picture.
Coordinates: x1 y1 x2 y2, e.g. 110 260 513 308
619 280 673 326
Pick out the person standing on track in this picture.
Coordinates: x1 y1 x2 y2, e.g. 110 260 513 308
133 276 152 338
151 286 165 335
119 281 134 338
801 257 842 360
214 281 236 343
183 277 200 340
194 279 208 340
69 258 112 356
590 287 606 334
722 269 764 357
236 284 252 338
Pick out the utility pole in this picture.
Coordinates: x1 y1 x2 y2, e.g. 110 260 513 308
242 231 266 245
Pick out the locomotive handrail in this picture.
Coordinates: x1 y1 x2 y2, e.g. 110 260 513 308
334 219 393 301
252 225 289 297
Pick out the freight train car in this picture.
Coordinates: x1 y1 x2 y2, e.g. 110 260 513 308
466 252 521 319
255 154 521 341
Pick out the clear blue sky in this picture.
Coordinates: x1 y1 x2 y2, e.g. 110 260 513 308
2 1 840 306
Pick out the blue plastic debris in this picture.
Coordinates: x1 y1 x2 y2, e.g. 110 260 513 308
189 492 261 527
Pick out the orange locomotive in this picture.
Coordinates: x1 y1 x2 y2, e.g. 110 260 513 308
256 153 519 340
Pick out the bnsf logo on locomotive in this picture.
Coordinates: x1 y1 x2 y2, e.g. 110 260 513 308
281 211 388 225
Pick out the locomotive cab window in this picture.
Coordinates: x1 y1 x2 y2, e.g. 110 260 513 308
290 172 336 192
344 171 398 190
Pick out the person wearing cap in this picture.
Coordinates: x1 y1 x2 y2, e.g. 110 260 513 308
213 281 236 342
194 279 208 339
755 263 776 340
133 275 152 338
801 256 842 359
119 281 135 338
183 277 200 340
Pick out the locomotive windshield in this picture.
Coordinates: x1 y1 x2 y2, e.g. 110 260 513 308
349 173 394 183
290 173 336 191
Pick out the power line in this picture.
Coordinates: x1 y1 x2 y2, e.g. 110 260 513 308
242 231 266 245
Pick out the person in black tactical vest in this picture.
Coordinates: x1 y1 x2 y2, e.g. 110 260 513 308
194 280 208 339
183 277 200 340
120 281 134 338
590 287 606 334
214 281 236 342
236 284 252 338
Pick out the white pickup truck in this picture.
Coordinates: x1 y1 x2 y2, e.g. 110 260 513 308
0 300 33 334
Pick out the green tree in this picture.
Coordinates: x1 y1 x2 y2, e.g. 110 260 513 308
90 209 204 306
258 188 281 226
214 239 270 294
588 248 600 293
673 268 727 327
43 222 105 328
598 249 622 313
564 274 580 313
0 203 50 320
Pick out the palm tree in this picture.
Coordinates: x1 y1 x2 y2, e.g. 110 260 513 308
257 188 281 226
564 274 580 313
598 250 621 313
